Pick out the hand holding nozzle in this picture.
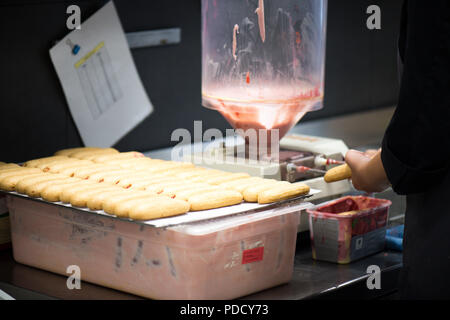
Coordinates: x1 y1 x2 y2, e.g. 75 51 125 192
324 149 390 194
323 149 379 183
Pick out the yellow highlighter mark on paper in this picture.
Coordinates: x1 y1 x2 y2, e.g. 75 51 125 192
74 41 105 69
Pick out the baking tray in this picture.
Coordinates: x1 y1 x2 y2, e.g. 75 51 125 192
0 188 319 228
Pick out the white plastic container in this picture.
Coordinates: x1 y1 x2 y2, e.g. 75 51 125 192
7 195 302 299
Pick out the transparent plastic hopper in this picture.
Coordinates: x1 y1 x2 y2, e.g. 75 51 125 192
202 0 328 150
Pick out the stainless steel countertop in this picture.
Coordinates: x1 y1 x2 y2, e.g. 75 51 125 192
0 106 403 300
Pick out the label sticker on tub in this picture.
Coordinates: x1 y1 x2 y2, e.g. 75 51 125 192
242 247 264 264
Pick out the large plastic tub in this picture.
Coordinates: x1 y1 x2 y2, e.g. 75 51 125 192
7 195 302 299
0 194 11 250
307 196 391 264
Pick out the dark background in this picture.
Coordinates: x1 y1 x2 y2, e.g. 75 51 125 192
0 0 403 163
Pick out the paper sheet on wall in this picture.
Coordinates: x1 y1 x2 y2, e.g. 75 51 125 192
49 1 153 147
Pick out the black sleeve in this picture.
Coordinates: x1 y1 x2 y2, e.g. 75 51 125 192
381 0 450 195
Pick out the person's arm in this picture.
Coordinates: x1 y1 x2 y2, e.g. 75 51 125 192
347 0 450 195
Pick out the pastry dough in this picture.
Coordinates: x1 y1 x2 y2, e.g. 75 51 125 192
24 176 74 198
128 198 190 220
188 190 243 211
219 177 269 193
200 172 251 185
71 165 120 179
54 147 104 156
41 159 93 173
24 156 69 168
119 175 176 189
15 174 63 194
112 195 163 218
40 179 84 202
0 167 42 180
113 172 164 187
0 172 45 191
187 171 230 183
143 161 195 173
258 183 310 204
59 182 103 203
86 169 135 183
70 185 122 208
68 148 118 160
0 163 20 170
144 180 190 194
243 181 290 202
86 189 130 211
171 186 219 201
102 191 155 214
91 151 145 163
100 157 156 169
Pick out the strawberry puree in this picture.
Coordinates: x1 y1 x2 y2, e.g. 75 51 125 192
202 85 323 148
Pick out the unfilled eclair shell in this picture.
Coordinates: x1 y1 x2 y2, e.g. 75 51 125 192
168 167 213 179
69 185 122 208
171 186 219 201
40 179 84 202
188 189 243 211
258 183 310 204
71 165 120 179
54 147 104 156
219 177 270 193
68 148 118 160
59 182 103 203
86 169 134 183
128 198 190 220
126 179 162 190
58 163 99 177
100 157 156 169
36 158 84 171
201 172 251 185
0 172 45 191
41 159 93 173
142 161 195 173
243 181 290 202
187 172 230 183
0 167 42 180
159 166 205 177
102 191 155 214
23 156 69 168
100 171 143 184
24 176 74 198
91 151 145 163
114 172 164 187
324 164 352 183
0 163 20 170
15 174 61 194
161 183 212 195
144 180 190 194
112 195 163 218
77 152 120 161
86 189 130 211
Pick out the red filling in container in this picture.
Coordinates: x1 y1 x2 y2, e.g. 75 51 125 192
307 196 392 264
